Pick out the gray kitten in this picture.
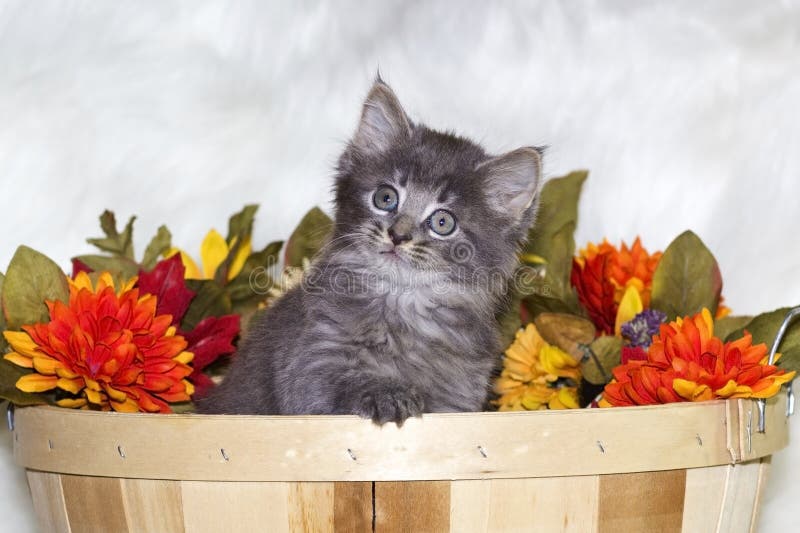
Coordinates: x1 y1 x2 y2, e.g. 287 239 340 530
200 79 541 424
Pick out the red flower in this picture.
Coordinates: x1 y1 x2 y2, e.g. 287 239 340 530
600 309 795 407
4 273 194 412
571 238 662 335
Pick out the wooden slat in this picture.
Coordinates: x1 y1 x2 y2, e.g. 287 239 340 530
598 469 686 533
449 480 490 532
60 474 129 533
716 461 762 533
375 481 450 532
749 458 770 533
26 471 71 533
287 482 334 532
451 477 599 532
681 465 727 533
180 481 290 533
120 478 185 533
12 393 788 482
334 482 373 532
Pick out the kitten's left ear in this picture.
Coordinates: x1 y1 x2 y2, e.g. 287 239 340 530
351 79 413 154
477 147 542 220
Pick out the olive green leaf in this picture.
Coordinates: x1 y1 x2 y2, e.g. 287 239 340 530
520 171 587 318
581 335 623 385
0 358 50 406
71 255 140 282
226 240 283 309
141 225 172 271
726 307 800 372
226 204 259 243
496 295 523 350
214 205 259 284
533 312 595 361
0 272 6 352
650 230 721 320
285 207 334 268
181 279 233 331
714 315 753 343
2 246 69 330
86 210 136 259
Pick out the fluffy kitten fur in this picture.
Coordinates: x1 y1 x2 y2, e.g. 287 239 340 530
200 79 541 424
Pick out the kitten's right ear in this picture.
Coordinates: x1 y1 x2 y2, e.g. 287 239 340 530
351 80 413 154
477 147 542 221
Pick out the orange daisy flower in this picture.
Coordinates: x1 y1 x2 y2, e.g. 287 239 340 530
3 272 194 413
599 309 794 407
571 237 662 335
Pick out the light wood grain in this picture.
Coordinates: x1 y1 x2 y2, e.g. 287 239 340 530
120 478 185 533
715 460 762 533
461 477 599 533
598 469 686 533
287 482 334 532
180 481 291 533
27 471 71 533
60 474 129 533
375 481 450 532
681 465 727 533
12 393 788 482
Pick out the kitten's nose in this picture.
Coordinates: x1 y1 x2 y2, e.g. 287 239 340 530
388 227 412 245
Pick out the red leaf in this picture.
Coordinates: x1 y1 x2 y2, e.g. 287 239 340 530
71 258 92 278
137 255 195 326
182 315 240 371
188 371 217 400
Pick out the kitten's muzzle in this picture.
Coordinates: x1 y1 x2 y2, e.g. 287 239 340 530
388 227 412 245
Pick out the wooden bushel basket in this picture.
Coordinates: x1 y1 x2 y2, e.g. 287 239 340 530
12 392 789 533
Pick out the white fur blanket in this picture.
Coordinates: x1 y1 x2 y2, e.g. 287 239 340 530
1 2 798 530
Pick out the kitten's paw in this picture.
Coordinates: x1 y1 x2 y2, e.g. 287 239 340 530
355 384 424 426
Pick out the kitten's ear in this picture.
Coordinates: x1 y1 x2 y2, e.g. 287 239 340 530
351 79 412 154
477 147 542 220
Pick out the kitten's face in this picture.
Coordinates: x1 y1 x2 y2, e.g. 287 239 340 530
330 80 541 296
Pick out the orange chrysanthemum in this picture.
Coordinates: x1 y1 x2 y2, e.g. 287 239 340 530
571 237 662 335
3 272 194 413
599 309 795 407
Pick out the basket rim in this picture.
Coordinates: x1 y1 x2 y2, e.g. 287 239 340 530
12 393 789 482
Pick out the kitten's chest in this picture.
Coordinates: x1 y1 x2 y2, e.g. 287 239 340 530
351 289 465 352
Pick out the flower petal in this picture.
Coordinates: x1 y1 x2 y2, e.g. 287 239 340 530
16 374 58 393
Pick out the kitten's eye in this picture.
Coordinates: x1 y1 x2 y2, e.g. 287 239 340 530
428 209 457 236
373 185 399 211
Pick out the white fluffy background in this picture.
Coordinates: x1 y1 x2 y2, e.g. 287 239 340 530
1 1 799 530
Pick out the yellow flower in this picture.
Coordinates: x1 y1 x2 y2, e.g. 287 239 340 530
167 229 250 281
493 324 581 411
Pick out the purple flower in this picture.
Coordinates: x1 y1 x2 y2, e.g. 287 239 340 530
621 309 667 348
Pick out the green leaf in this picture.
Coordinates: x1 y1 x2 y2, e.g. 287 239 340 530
226 240 283 309
181 280 232 331
141 225 172 271
86 210 136 259
2 246 69 330
0 273 6 352
714 315 753 342
0 358 51 406
581 335 623 385
216 205 259 284
226 205 259 243
496 296 523 350
285 207 333 268
726 307 800 373
519 170 587 317
72 255 140 282
650 230 722 320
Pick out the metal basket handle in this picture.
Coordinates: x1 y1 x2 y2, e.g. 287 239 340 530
757 305 800 433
